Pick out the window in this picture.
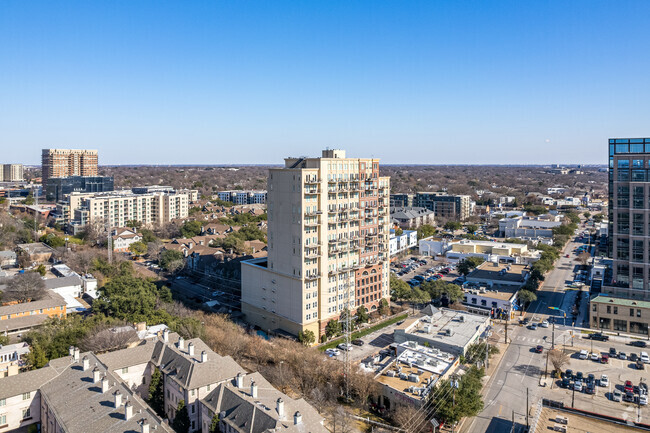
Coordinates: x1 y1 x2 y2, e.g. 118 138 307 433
0 414 5 426
631 308 635 317
207 384 211 392
22 408 30 419
22 392 30 400
638 309 642 317
592 304 596 312
191 389 195 396
0 398 4 407
122 367 129 374
618 159 630 168
614 307 618 314
191 404 195 413
607 306 611 314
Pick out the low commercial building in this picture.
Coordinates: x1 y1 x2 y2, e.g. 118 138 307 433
498 213 562 238
446 239 541 265
375 341 456 409
465 262 530 288
590 295 650 335
0 251 16 268
389 229 417 256
16 242 55 264
390 207 435 229
393 308 490 356
418 236 453 257
461 264 528 319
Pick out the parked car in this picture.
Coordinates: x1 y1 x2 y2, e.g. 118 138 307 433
640 383 648 394
576 371 584 381
565 369 574 379
619 352 627 360
529 323 537 330
586 384 596 395
540 320 549 328
637 361 645 370
325 348 340 356
629 340 647 348
590 352 599 361
609 347 617 357
535 345 543 353
624 392 635 402
351 339 365 346
641 352 649 363
612 389 623 402
574 381 583 392
600 374 609 387
578 350 588 360
561 377 571 388
601 354 609 363
522 318 530 325
630 353 639 362
587 374 595 386
639 394 648 406
625 380 634 393
337 343 353 351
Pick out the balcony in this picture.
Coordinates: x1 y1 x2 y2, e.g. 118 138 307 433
305 273 322 280
304 178 321 184
304 189 320 195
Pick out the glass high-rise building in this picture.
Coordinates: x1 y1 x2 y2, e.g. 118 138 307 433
606 138 650 299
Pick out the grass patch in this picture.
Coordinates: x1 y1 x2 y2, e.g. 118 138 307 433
318 313 408 351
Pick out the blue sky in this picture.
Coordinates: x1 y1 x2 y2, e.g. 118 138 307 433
1 1 649 165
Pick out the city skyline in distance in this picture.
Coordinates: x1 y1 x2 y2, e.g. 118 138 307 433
2 1 650 165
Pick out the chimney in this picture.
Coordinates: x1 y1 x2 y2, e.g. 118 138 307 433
82 356 89 371
294 411 302 425
69 345 75 356
73 347 80 362
276 398 285 419
163 328 169 343
177 337 184 350
93 367 101 382
139 418 150 433
114 390 122 408
124 401 133 420
101 375 110 393
251 380 258 398
236 372 244 389
201 351 207 363
188 342 194 357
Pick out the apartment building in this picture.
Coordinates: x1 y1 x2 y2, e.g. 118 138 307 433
217 190 267 205
414 192 471 221
390 206 435 229
241 149 390 338
45 175 114 202
61 189 189 233
41 149 98 185
389 193 414 208
0 164 24 182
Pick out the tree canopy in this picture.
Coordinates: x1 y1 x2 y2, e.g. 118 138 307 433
457 257 485 275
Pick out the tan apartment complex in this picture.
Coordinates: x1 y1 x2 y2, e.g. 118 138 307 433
0 164 24 182
41 149 98 185
241 149 390 338
59 189 189 232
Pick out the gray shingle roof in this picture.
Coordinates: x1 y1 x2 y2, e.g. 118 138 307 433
39 352 173 433
0 313 51 332
98 340 157 371
0 365 57 399
0 291 66 316
44 275 82 290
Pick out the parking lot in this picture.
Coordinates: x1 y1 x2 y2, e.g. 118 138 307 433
547 346 650 422
324 317 406 362
391 256 462 287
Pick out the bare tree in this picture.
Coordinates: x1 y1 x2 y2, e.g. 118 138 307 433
328 407 354 433
549 349 570 374
393 404 428 432
576 252 591 266
79 322 139 353
3 272 46 303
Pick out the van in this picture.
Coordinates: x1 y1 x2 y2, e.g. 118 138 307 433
641 352 649 363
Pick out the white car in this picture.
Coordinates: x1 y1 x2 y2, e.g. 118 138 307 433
641 352 650 363
599 374 609 387
639 394 648 406
540 320 549 328
337 343 353 351
578 350 588 360
325 348 340 356
590 353 599 361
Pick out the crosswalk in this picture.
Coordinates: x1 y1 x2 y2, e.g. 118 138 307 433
514 334 572 345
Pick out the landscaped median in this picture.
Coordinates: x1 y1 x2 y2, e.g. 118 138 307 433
318 312 409 351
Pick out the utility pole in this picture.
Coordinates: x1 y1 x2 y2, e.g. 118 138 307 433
510 410 515 433
344 306 351 403
572 382 576 407
450 377 459 433
544 348 550 378
505 318 509 345
551 319 555 349
526 388 529 430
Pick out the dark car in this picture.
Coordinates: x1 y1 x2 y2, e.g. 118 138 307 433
590 333 609 341
631 353 639 362
565 369 574 379
610 347 617 356
535 345 543 353
630 340 648 348
576 371 584 381
522 318 530 325
624 392 636 402
587 374 595 385
561 377 571 388
586 384 596 395
351 339 365 346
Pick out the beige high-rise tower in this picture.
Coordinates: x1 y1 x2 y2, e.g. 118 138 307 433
41 149 98 185
241 149 390 339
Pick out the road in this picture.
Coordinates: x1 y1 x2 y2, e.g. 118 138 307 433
464 234 597 433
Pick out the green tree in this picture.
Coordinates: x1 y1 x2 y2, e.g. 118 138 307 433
325 319 342 338
140 228 157 243
593 213 605 223
421 280 464 303
0 334 9 346
23 194 35 205
39 233 66 248
147 367 165 417
180 220 202 238
457 257 485 275
444 221 462 231
160 249 185 272
35 264 46 277
583 211 591 219
298 329 315 346
523 205 547 216
209 412 220 433
129 241 148 256
26 342 49 369
410 287 431 305
465 224 479 234
92 274 159 322
126 220 142 229
432 366 485 426
390 275 412 301
172 400 191 433
356 306 369 324
378 298 390 316
517 290 537 311
416 224 436 240
394 227 403 236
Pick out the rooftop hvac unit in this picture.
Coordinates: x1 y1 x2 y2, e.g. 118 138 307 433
386 370 396 377
555 416 568 425
423 324 431 333
408 374 420 383
458 315 465 322
399 373 408 380
553 425 567 433
417 369 424 375
444 328 453 336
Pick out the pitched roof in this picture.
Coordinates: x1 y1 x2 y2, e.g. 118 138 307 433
98 339 157 371
0 291 66 316
0 365 57 399
39 352 173 433
202 371 327 433
44 275 82 290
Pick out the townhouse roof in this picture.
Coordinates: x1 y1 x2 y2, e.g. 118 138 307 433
202 371 327 433
0 291 66 316
39 352 173 433
0 365 57 399
0 314 52 333
16 242 55 255
390 207 435 220
0 250 17 259
98 339 157 371
44 275 82 290
151 334 242 390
